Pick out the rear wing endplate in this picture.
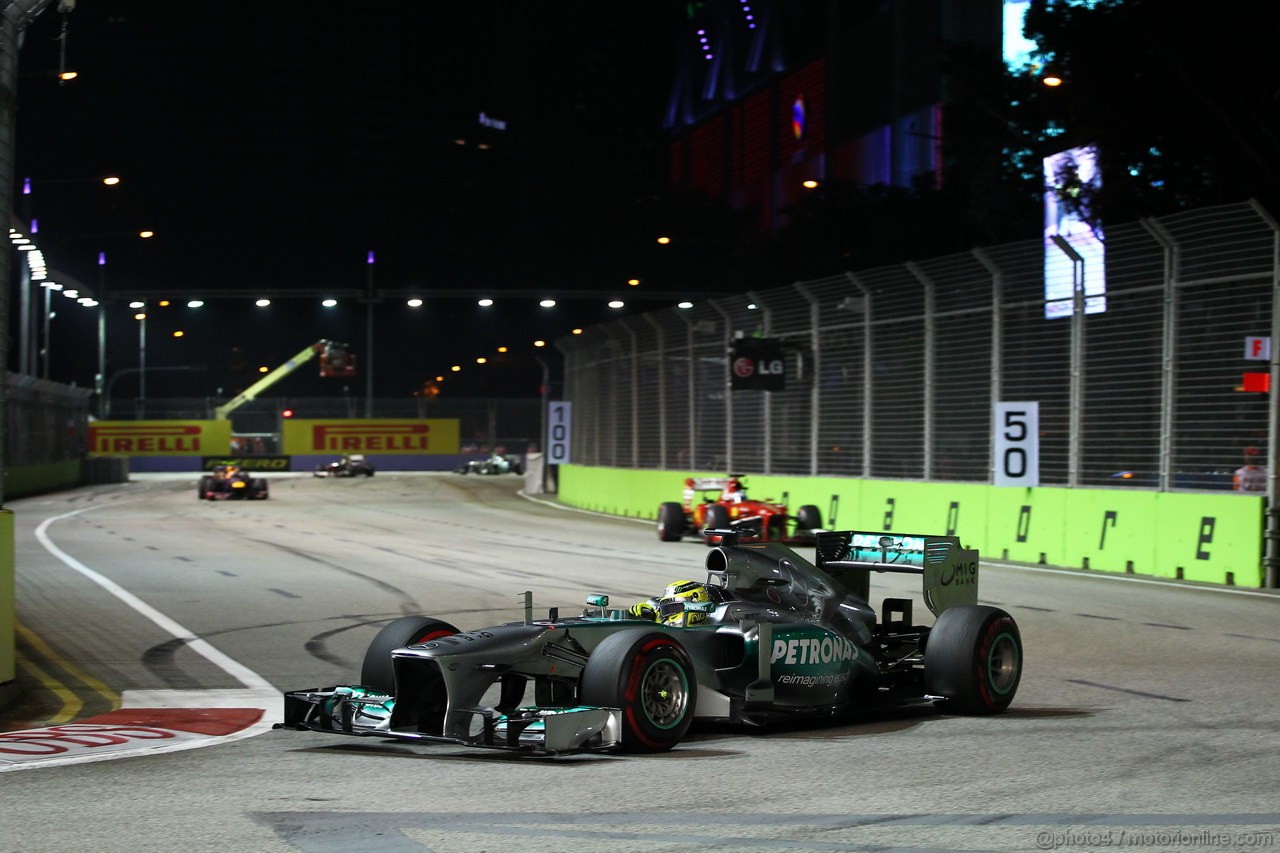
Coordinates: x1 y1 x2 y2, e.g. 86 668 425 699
816 530 979 616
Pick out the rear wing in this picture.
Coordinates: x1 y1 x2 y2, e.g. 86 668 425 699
815 530 978 616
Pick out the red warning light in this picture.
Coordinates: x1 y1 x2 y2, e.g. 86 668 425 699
1242 372 1271 393
282 408 295 418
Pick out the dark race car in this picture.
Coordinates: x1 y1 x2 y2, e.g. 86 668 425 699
279 528 1022 756
198 465 269 500
657 475 822 545
314 454 376 478
455 453 524 475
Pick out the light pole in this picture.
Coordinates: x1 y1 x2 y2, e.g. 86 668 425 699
19 175 121 379
97 251 107 417
134 304 146 419
365 250 375 418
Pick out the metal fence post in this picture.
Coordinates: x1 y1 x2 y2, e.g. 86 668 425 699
1050 235 1086 488
972 248 1003 484
1249 199 1280 588
747 290 772 473
677 311 697 470
644 313 667 469
844 272 872 477
906 263 936 479
1139 217 1179 493
793 281 821 475
712 301 733 473
622 318 640 468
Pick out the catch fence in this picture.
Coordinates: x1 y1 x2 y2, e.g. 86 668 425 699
560 200 1280 491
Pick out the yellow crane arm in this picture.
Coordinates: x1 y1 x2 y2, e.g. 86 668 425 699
215 341 331 420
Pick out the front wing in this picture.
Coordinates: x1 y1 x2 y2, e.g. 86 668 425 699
281 686 622 755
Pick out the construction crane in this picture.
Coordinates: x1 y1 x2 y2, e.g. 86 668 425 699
214 340 355 420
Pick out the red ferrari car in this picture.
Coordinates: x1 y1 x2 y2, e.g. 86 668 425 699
656 475 821 544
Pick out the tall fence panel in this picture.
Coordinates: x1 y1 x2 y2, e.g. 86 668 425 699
558 201 1280 492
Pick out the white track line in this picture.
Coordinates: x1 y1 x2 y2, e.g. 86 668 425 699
34 505 277 692
3 504 280 771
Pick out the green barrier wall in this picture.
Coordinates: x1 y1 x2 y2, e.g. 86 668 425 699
559 466 1264 587
5 459 82 499
0 510 13 685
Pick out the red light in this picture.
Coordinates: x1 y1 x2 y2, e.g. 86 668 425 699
282 408 295 418
1242 372 1271 393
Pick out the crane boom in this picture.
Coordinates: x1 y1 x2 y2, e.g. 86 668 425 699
214 340 353 420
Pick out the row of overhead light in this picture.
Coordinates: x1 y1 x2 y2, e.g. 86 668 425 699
9 227 100 306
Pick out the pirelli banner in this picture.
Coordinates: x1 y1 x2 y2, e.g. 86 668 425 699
90 421 233 456
282 419 460 455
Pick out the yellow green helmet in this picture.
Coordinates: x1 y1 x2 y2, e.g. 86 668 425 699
657 579 712 626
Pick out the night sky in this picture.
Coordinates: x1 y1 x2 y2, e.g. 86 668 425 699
12 1 683 399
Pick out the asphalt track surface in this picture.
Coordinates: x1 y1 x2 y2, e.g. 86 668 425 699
1 473 1278 853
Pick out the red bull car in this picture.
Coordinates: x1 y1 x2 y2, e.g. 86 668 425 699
657 475 822 544
198 465 269 500
279 528 1022 756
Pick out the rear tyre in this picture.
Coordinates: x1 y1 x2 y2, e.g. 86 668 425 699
361 615 460 695
197 476 211 499
924 605 1022 714
579 629 697 753
796 505 822 532
252 478 269 499
657 502 686 542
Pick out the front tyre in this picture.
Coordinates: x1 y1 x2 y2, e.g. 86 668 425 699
924 605 1022 714
703 504 731 545
657 502 686 542
361 615 460 695
579 629 697 753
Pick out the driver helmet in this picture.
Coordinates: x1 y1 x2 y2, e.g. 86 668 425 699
657 579 713 626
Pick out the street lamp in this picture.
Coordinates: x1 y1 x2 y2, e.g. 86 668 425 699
97 251 108 415
134 306 147 419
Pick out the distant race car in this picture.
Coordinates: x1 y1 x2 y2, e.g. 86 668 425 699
314 454 376 478
198 464 269 500
657 475 822 544
455 453 524 475
280 528 1022 756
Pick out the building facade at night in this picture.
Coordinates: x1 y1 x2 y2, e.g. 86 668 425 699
664 0 1003 233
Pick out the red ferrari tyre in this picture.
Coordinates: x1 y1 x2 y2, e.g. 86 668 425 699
923 605 1022 714
703 504 731 544
361 615 459 695
657 502 685 542
579 629 697 753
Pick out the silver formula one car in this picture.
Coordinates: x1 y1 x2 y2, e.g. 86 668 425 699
280 529 1022 756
